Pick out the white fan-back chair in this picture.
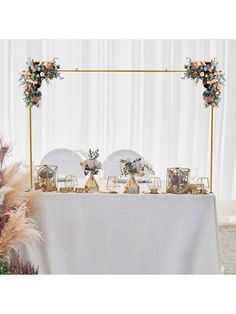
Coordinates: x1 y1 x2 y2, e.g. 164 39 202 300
102 149 143 178
74 149 88 160
40 148 84 177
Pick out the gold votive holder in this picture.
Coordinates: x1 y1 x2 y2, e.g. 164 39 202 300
60 187 74 193
60 187 68 193
188 184 198 194
75 187 84 193
150 188 159 194
196 177 209 194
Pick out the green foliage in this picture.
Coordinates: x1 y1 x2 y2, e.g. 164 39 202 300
88 149 99 160
0 259 11 275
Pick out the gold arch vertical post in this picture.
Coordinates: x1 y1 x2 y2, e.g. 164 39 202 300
210 107 214 193
29 106 33 189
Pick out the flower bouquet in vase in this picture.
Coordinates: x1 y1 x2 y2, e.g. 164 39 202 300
120 158 154 194
80 149 102 193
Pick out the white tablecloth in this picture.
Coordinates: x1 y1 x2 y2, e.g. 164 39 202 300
25 193 220 274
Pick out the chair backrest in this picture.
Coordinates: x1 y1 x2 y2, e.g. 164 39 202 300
102 149 143 177
40 148 84 177
74 150 88 160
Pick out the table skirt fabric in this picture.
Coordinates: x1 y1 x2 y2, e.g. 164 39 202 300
24 193 220 274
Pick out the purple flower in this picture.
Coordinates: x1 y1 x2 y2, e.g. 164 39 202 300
0 138 10 168
87 159 94 168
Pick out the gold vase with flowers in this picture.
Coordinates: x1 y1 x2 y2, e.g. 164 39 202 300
80 149 102 193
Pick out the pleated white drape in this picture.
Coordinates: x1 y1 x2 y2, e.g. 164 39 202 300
0 39 235 222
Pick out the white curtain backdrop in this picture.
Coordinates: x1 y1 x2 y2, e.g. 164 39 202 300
0 39 235 222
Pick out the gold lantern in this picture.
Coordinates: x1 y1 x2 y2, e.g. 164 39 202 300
196 177 209 194
64 175 78 192
166 167 190 194
34 165 58 192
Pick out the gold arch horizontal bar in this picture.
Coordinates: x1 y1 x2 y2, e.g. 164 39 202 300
59 69 186 73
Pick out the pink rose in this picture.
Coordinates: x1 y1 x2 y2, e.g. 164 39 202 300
191 62 199 69
204 96 214 104
87 159 94 168
216 84 222 91
45 61 52 69
32 97 40 104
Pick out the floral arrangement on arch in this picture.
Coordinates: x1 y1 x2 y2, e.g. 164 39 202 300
19 58 62 107
0 137 41 274
80 149 102 176
120 157 154 177
183 58 225 108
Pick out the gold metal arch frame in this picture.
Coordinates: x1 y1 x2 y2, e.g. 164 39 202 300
28 69 214 193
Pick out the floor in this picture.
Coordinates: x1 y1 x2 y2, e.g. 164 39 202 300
218 225 236 274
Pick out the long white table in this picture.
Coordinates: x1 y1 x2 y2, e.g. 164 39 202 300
25 193 220 274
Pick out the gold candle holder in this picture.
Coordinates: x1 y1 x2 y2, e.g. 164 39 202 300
60 187 69 193
196 177 209 194
150 188 159 194
75 187 84 193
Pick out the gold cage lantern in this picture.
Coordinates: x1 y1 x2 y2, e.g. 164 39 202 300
34 165 58 192
166 167 190 194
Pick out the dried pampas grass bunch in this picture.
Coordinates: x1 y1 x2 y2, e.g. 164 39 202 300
0 137 41 274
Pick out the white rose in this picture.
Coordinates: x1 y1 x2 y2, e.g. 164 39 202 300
80 161 87 168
